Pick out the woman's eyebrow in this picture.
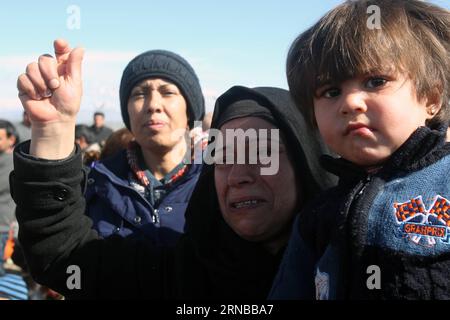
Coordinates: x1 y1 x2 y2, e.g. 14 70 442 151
132 83 151 91
159 84 178 90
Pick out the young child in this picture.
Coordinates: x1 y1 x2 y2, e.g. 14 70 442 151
270 0 450 299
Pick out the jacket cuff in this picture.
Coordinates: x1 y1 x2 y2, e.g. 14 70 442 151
17 140 77 163
12 141 80 179
9 141 86 211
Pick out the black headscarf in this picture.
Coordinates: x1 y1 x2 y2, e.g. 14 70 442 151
179 86 336 299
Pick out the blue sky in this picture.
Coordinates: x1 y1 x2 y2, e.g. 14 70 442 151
1 0 449 125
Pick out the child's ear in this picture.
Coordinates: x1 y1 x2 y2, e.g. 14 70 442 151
426 104 440 118
425 88 442 119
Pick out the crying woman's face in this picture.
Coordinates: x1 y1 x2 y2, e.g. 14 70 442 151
214 116 300 254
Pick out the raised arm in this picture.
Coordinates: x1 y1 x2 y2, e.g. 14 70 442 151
12 41 169 299
10 142 168 299
16 39 83 159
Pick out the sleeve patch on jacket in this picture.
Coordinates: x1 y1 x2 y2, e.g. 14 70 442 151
393 195 450 247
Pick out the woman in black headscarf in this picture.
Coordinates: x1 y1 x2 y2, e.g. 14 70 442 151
10 86 335 299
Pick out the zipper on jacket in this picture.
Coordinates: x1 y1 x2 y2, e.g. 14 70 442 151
356 175 372 198
343 173 373 299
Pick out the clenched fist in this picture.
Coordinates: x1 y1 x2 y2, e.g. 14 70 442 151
17 39 84 159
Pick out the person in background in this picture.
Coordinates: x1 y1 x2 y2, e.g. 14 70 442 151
90 111 113 147
100 127 134 160
75 124 96 151
0 120 20 154
0 120 17 277
15 111 31 142
75 124 101 166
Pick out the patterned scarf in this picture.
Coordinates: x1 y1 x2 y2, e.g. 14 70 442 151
126 128 208 189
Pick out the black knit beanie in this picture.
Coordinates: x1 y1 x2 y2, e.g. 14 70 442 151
119 50 205 130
